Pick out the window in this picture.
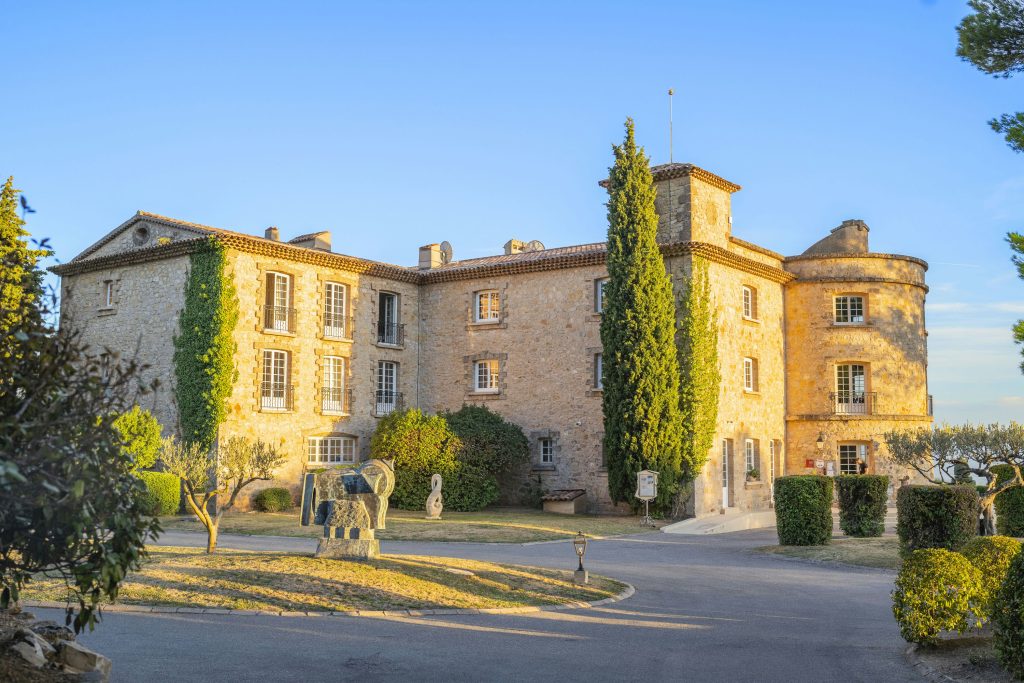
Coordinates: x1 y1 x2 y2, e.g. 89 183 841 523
742 285 757 320
834 295 865 324
307 436 356 464
594 352 603 390
261 349 290 410
475 290 500 322
264 272 292 332
745 439 760 477
474 359 500 393
324 282 348 338
376 361 399 414
377 292 401 344
322 356 346 413
595 278 608 313
103 281 114 308
743 357 758 392
835 363 868 414
839 443 869 475
540 438 555 465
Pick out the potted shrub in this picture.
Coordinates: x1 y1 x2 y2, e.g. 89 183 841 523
746 468 760 482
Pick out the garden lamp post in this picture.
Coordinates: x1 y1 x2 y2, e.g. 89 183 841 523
573 531 588 584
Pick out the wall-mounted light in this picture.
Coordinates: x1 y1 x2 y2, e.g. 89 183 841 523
816 432 825 451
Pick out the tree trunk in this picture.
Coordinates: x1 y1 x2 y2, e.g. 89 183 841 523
981 500 997 536
206 523 218 554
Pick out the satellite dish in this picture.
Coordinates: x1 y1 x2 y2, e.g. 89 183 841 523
526 240 545 252
439 241 453 264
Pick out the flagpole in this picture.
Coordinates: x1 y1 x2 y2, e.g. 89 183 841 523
668 88 674 164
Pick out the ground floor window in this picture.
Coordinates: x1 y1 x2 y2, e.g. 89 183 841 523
839 443 869 475
307 436 356 464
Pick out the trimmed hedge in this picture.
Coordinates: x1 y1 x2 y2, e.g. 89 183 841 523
961 536 1022 618
774 476 833 546
896 485 978 556
994 551 1024 680
137 471 181 516
836 475 890 538
892 548 984 645
252 487 293 512
993 464 1024 537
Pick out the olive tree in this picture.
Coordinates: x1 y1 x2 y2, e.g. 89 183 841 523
161 435 284 553
885 423 1024 535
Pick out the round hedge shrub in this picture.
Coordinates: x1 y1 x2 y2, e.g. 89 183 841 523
443 464 501 512
136 471 181 516
444 404 530 474
896 485 978 556
994 551 1024 679
774 475 833 546
371 409 461 510
962 535 1022 617
836 475 890 538
892 548 985 645
993 464 1024 537
252 487 293 512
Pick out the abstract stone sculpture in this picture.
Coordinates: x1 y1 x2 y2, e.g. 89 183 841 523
300 459 395 560
425 473 443 520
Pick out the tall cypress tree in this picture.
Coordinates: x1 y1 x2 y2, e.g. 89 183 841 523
0 177 49 351
678 257 720 482
601 119 683 511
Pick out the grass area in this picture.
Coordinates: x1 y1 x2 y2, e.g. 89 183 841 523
755 536 901 570
159 508 660 543
914 632 1012 683
20 546 625 612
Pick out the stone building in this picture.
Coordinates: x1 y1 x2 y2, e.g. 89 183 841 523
52 162 932 518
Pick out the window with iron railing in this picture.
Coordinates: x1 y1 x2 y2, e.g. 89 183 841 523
375 360 401 415
260 350 292 410
263 272 294 333
834 364 872 414
324 282 350 338
322 356 348 413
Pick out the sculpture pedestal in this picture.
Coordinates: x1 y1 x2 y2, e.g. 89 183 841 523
316 529 379 560
574 569 589 585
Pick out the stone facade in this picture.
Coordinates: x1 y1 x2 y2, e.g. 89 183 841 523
53 163 932 517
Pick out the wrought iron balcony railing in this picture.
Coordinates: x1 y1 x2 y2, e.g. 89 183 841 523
830 391 876 415
263 305 296 333
323 314 354 340
374 390 403 416
321 386 353 414
376 321 405 346
260 382 294 411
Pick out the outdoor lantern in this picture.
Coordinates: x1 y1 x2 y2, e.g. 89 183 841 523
816 432 825 451
573 531 589 584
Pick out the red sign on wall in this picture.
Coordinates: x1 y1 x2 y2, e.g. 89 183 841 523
805 458 816 468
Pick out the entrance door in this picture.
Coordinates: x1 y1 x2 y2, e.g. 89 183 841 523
721 439 732 509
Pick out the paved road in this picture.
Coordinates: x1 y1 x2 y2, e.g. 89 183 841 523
36 529 920 682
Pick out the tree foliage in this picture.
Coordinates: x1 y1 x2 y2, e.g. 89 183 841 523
1008 232 1024 374
677 257 720 483
601 119 683 511
957 0 1024 151
0 176 49 357
113 405 163 472
173 238 238 450
161 435 284 553
444 404 529 473
884 423 1024 535
370 408 462 509
0 238 158 633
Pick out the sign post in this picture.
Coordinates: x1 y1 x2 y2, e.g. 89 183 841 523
635 470 659 527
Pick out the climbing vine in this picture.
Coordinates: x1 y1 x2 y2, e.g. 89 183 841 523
677 257 720 483
173 237 238 450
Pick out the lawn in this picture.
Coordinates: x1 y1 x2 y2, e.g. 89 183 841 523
21 546 625 612
159 508 661 543
755 536 901 570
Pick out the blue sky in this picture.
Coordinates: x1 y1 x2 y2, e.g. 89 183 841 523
5 1 1023 424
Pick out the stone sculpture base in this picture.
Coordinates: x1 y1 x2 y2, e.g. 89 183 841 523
316 537 380 560
574 569 589 585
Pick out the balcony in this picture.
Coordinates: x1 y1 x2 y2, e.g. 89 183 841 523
374 390 403 416
260 382 293 411
830 391 876 415
377 321 405 346
263 305 296 333
323 314 354 340
321 386 353 414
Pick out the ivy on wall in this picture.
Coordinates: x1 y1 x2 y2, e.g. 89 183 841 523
677 257 720 482
173 237 239 449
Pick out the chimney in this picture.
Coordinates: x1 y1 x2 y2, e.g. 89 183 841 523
419 243 442 270
288 231 332 252
265 226 280 241
504 239 526 255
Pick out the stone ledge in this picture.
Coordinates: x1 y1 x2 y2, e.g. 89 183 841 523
22 583 635 620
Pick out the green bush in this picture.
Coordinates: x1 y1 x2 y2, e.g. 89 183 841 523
961 536 1022 617
836 475 890 538
252 487 293 512
444 405 529 474
443 465 501 512
892 548 985 645
113 406 162 472
994 551 1024 679
774 476 833 546
994 464 1024 537
896 485 978 556
136 471 180 516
